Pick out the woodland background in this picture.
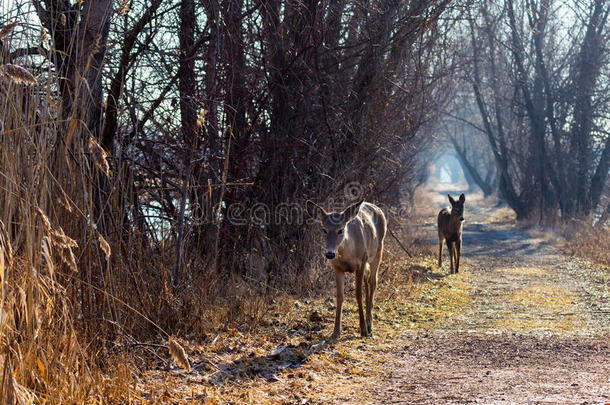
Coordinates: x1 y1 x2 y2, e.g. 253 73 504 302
0 0 609 401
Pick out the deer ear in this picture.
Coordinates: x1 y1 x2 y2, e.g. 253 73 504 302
305 200 326 220
342 199 363 222
459 193 465 203
448 194 455 204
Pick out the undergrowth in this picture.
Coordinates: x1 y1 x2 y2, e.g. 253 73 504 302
130 231 472 404
561 221 610 268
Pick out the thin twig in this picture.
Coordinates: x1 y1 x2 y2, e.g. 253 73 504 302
388 227 413 258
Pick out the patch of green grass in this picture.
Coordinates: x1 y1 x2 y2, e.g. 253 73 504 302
496 285 585 332
377 269 472 334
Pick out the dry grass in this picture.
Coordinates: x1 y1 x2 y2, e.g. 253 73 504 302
496 314 583 332
504 266 552 276
506 285 579 315
561 221 610 268
0 72 138 402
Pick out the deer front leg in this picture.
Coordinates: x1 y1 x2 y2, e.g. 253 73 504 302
355 264 369 337
447 240 454 274
438 236 444 268
331 270 345 339
455 239 461 273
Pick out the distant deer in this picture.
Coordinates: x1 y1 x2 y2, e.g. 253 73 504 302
306 199 387 338
437 193 465 274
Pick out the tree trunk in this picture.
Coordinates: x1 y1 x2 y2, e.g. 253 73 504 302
174 0 198 287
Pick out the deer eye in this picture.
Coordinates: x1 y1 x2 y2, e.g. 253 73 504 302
338 229 344 235
322 229 328 234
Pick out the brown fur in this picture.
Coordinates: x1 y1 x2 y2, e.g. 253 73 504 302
306 200 387 338
438 194 465 274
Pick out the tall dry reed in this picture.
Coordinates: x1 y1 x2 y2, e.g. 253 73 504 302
0 42 136 401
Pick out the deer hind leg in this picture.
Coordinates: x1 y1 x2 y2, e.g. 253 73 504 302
355 263 369 337
363 265 370 331
455 239 461 273
438 236 444 268
447 239 454 274
366 248 382 335
332 270 345 339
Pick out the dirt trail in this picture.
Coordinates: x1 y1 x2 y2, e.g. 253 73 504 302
370 190 610 404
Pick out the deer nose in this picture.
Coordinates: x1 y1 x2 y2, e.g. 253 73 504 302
325 251 336 260
460 217 464 221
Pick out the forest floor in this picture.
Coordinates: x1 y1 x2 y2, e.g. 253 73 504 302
136 186 610 404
